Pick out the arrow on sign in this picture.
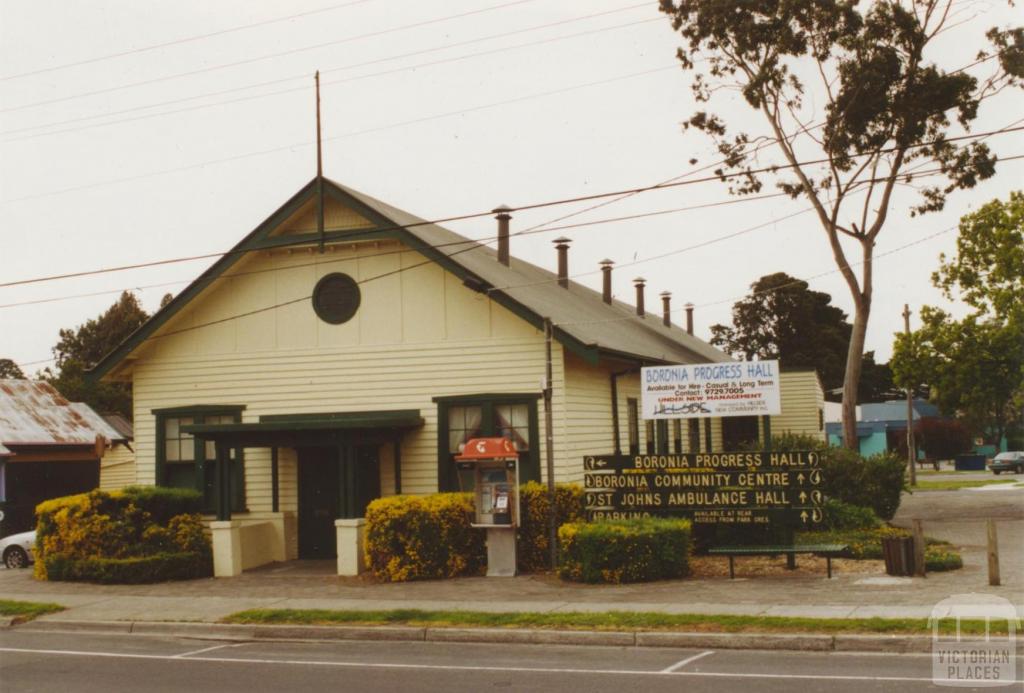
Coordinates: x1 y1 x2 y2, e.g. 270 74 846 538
800 511 809 523
796 473 806 484
799 491 807 503
809 470 821 485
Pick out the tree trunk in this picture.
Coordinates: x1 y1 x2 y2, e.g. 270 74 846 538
842 299 870 450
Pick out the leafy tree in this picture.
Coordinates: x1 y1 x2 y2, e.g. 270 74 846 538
915 417 972 460
43 291 150 419
711 272 898 402
892 193 1024 447
933 190 1024 318
659 0 1021 448
0 358 26 379
710 272 851 391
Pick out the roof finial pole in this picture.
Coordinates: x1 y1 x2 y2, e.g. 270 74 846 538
316 70 325 254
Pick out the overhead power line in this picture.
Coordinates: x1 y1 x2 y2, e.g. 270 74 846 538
2 128 1021 288
0 0 539 114
3 64 676 204
0 4 653 140
0 0 378 82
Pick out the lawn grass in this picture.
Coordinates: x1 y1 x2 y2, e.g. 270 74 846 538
224 608 1009 636
912 478 1018 491
0 599 64 620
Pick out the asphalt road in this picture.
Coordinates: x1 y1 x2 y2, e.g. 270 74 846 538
2 630 1018 692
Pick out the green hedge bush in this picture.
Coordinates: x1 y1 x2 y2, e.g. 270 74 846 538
43 552 210 584
34 488 211 583
822 499 881 530
558 518 692 584
820 449 906 521
363 484 585 582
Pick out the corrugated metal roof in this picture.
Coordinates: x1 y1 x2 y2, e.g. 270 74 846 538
101 413 133 441
0 380 122 446
338 182 731 365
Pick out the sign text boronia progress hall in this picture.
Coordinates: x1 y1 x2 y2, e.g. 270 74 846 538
641 360 781 419
583 451 825 525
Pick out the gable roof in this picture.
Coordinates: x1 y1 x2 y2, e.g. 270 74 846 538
0 380 123 446
90 178 730 380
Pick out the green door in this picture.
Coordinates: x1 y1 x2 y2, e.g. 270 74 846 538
298 447 339 559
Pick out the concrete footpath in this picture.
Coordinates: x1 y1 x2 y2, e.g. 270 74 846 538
1 485 1021 653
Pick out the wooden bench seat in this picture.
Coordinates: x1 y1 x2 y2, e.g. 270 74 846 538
707 543 849 578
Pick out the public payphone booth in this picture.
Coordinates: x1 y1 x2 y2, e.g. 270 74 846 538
455 437 519 577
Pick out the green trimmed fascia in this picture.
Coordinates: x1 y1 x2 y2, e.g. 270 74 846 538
88 176 600 381
88 180 322 382
249 227 398 251
432 393 541 404
152 404 247 416
260 410 422 424
183 415 424 435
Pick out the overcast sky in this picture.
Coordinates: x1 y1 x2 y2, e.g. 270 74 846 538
2 0 1022 375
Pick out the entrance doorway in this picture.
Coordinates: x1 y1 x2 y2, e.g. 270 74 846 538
298 447 339 559
297 444 382 559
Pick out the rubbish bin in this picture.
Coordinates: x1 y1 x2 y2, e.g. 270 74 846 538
954 454 986 471
881 536 916 576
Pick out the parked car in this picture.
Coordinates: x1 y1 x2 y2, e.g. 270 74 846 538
989 451 1024 475
0 530 35 569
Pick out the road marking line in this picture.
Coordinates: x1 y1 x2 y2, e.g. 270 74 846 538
0 646 992 683
661 650 714 673
172 643 236 658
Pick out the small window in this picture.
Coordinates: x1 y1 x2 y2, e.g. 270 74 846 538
312 272 361 324
155 407 245 513
435 395 540 492
673 419 683 454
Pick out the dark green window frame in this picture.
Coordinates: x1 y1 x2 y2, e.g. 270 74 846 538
627 398 640 456
153 405 246 513
433 393 541 492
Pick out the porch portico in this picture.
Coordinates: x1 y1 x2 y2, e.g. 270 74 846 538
184 410 423 577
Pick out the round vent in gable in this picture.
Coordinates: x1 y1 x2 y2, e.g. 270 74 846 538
312 272 361 325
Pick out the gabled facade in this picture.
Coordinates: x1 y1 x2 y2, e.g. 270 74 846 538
89 178 814 574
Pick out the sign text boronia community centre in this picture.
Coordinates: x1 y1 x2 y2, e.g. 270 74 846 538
641 360 781 419
584 451 824 526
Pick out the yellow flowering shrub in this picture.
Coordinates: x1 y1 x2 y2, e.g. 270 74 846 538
33 488 211 583
364 493 485 582
558 518 692 584
515 482 583 573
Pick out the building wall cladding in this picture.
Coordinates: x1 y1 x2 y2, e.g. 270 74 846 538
765 370 826 440
128 205 583 515
99 443 136 490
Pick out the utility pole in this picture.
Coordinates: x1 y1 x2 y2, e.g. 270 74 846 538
544 318 557 570
904 304 917 487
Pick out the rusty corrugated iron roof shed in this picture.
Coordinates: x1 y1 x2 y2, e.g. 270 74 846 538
0 379 122 446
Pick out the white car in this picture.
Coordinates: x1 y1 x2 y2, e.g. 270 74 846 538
0 530 35 569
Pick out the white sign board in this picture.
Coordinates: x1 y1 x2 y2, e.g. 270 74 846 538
641 360 782 419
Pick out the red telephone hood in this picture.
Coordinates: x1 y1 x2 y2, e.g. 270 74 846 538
454 437 518 461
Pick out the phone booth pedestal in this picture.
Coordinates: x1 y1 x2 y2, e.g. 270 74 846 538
455 438 520 577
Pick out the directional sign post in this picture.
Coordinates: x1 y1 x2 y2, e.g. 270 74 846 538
583 451 825 526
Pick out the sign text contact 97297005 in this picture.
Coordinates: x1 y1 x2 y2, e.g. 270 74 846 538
641 360 782 419
583 451 824 525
